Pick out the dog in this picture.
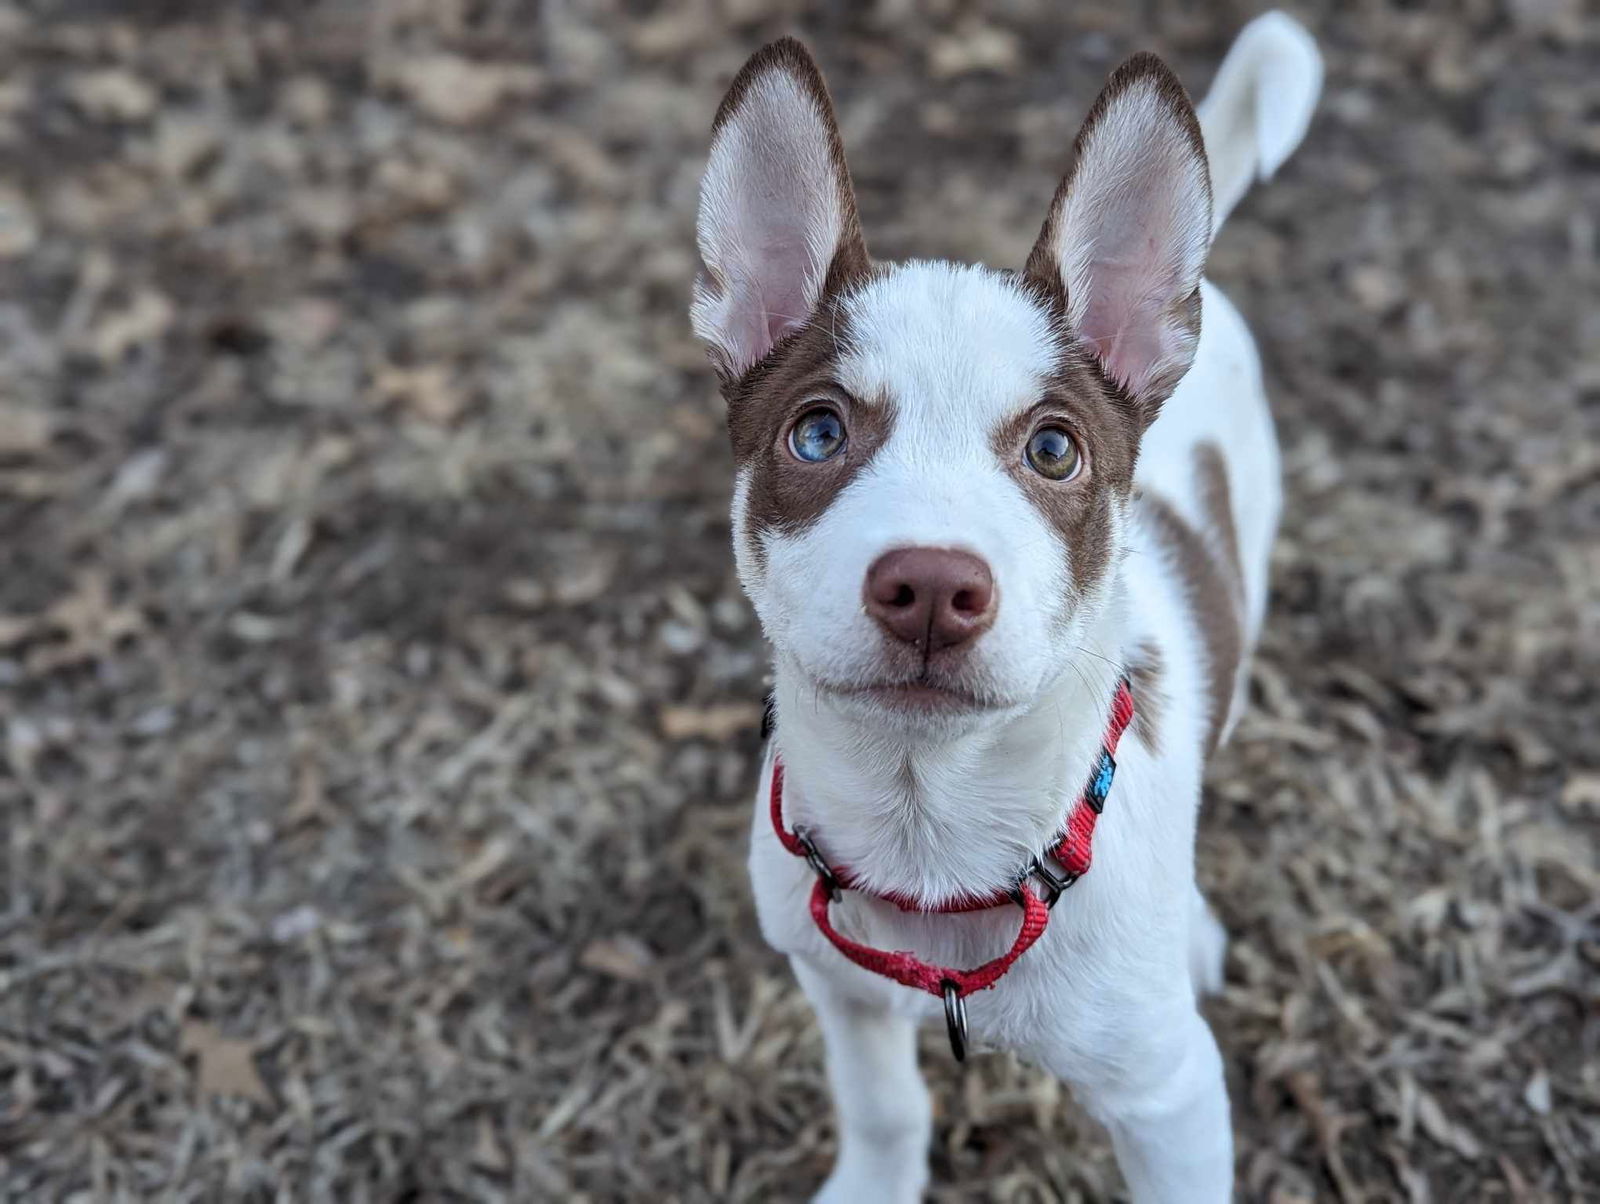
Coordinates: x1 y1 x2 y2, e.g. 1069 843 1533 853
689 14 1322 1202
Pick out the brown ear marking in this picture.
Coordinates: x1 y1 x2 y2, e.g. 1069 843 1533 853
1022 52 1209 425
713 264 883 404
1024 52 1208 291
712 37 828 134
724 298 897 573
988 346 1142 601
708 36 870 376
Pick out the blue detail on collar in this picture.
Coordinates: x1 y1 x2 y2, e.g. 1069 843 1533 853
1085 750 1116 814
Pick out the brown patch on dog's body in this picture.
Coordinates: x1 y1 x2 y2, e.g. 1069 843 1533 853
988 340 1143 598
1126 641 1166 753
1139 442 1245 756
1195 443 1244 607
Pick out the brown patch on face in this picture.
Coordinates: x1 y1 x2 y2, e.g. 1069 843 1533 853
1020 52 1208 429
1138 442 1246 756
989 338 1143 599
724 296 894 569
1126 640 1165 754
709 39 885 573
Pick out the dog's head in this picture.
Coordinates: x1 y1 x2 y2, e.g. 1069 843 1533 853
692 39 1211 732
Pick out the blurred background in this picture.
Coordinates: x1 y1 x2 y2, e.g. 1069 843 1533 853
1 0 1596 1199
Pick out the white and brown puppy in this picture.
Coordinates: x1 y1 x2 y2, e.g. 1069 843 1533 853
691 14 1321 1203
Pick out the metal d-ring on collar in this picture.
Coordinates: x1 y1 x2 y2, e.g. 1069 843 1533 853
941 979 968 1061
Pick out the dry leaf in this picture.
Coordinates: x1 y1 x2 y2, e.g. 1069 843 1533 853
471 1115 510 1173
1559 772 1600 812
371 364 467 425
660 702 761 741
0 401 48 453
550 556 615 606
0 614 35 647
88 290 175 362
1413 1086 1482 1159
118 978 180 1027
44 573 145 659
580 935 655 982
69 69 158 121
15 573 146 674
1497 1153 1534 1204
281 75 334 126
1286 1071 1360 1203
1348 264 1405 314
152 115 219 179
0 185 38 257
181 1019 271 1105
452 835 514 890
928 23 1021 78
388 55 540 125
286 756 325 825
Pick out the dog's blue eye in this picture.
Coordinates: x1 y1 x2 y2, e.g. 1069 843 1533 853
789 407 847 463
1025 426 1081 480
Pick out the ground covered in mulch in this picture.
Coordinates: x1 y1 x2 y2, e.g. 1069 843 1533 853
1 0 1596 1200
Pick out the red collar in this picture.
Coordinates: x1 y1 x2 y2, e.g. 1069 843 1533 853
769 678 1135 1059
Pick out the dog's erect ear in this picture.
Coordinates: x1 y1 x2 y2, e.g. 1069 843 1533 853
1025 53 1212 420
692 39 868 380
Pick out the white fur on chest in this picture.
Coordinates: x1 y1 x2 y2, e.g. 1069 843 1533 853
750 716 1201 1075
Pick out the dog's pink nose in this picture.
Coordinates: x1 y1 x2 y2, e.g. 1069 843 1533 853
864 547 997 650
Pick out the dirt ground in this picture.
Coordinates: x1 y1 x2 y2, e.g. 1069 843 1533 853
1 0 1597 1200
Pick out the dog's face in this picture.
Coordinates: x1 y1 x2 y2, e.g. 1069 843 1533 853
722 263 1146 728
693 40 1211 731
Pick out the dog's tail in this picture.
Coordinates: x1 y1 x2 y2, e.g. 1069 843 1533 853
1197 11 1323 237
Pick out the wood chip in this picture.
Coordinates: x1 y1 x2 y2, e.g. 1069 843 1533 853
660 702 761 741
181 1020 271 1105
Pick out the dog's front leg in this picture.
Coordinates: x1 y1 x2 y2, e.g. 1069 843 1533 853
1071 1007 1233 1204
792 957 932 1204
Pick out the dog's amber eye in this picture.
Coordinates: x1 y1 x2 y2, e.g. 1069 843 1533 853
789 407 847 463
1025 426 1081 480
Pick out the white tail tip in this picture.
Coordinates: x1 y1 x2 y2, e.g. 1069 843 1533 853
1196 11 1323 237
